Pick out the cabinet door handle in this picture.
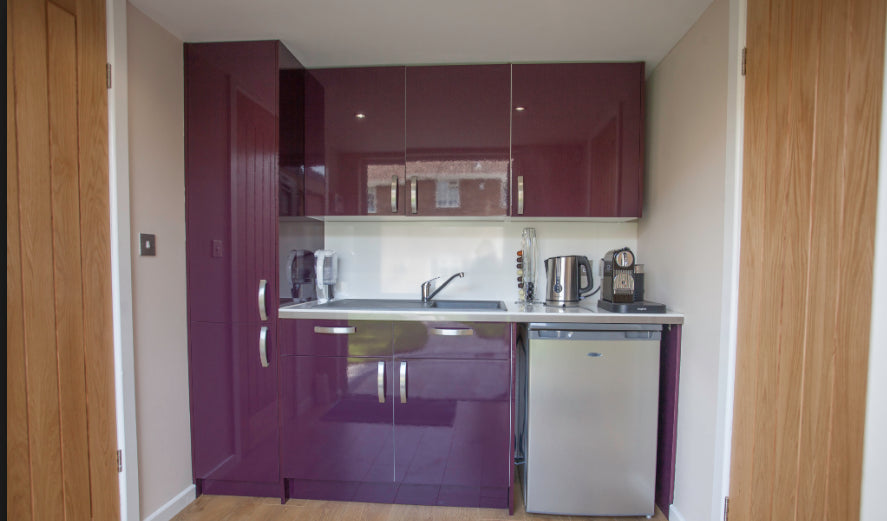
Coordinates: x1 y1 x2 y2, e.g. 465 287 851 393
313 326 356 335
517 176 524 215
259 326 269 368
258 279 268 321
399 361 408 404
431 327 475 336
391 175 399 213
377 361 386 403
410 176 418 214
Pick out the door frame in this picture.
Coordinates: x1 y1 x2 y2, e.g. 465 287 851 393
106 0 140 519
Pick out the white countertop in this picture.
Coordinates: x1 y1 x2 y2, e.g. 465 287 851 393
278 299 684 325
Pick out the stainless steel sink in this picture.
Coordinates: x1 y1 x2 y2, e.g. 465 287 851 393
312 298 507 312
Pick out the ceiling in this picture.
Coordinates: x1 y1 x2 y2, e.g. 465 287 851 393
129 0 716 73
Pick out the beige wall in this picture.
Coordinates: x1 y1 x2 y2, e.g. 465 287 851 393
127 3 193 518
638 0 732 519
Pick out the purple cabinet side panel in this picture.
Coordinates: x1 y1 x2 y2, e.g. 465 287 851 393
656 324 682 518
185 49 233 324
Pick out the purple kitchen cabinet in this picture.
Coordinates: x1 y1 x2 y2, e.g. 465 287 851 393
305 67 406 216
280 355 396 502
405 65 510 217
188 322 279 484
393 322 510 360
185 40 301 323
185 41 304 495
279 319 513 508
392 358 511 508
511 63 644 218
279 318 393 357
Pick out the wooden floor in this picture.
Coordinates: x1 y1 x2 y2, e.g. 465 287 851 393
171 484 667 521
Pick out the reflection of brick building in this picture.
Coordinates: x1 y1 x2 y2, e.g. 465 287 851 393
364 159 508 215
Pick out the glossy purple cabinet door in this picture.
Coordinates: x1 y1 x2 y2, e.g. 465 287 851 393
393 322 510 360
511 63 644 217
189 322 279 483
281 356 396 502
405 65 510 217
185 41 282 324
305 67 406 216
280 319 393 357
392 358 510 507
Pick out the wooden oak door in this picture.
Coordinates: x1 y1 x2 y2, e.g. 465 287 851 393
7 0 119 519
730 0 885 520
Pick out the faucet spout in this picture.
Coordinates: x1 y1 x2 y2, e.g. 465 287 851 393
421 272 464 302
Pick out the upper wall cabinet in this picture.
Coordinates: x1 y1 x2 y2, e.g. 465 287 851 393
305 67 406 216
511 63 644 218
405 65 510 217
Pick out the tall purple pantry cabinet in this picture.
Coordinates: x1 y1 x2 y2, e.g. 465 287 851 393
185 41 304 496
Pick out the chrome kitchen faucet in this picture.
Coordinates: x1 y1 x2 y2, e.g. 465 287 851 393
421 272 464 302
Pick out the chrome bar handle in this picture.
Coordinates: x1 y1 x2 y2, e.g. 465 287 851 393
517 176 524 215
313 326 356 335
410 176 418 214
258 279 268 321
431 327 475 336
391 175 399 213
377 361 386 403
259 326 269 368
399 361 408 403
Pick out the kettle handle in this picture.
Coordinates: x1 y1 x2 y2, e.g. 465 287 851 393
579 256 594 294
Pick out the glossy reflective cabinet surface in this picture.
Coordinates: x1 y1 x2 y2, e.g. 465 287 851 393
511 63 644 217
189 322 279 483
305 67 406 216
186 41 298 491
405 65 510 217
278 319 512 507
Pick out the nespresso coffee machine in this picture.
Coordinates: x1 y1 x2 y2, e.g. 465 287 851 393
598 247 665 313
287 249 316 303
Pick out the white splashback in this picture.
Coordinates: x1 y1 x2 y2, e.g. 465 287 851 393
324 220 638 302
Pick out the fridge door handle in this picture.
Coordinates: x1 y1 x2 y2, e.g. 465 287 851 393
391 175 399 213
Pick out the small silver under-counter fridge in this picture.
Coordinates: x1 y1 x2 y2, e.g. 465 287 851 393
519 323 661 516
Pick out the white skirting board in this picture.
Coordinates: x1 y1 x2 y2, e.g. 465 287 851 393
142 485 196 521
668 504 689 521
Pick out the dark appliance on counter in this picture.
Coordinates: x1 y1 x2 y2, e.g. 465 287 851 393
544 255 593 307
287 249 316 303
598 248 666 313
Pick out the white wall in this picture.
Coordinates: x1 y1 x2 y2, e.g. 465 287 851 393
637 0 733 520
324 220 637 302
860 27 887 521
127 4 194 519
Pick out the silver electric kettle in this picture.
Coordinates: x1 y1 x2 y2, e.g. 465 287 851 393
544 255 593 307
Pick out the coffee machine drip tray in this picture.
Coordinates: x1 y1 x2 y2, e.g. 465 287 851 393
597 299 666 314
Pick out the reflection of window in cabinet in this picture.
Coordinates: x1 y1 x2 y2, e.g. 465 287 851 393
435 179 460 208
366 189 377 214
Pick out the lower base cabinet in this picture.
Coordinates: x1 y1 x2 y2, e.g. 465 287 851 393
279 319 513 507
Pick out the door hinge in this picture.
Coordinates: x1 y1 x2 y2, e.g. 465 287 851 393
106 63 112 89
724 496 730 521
741 47 747 76
117 449 123 472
